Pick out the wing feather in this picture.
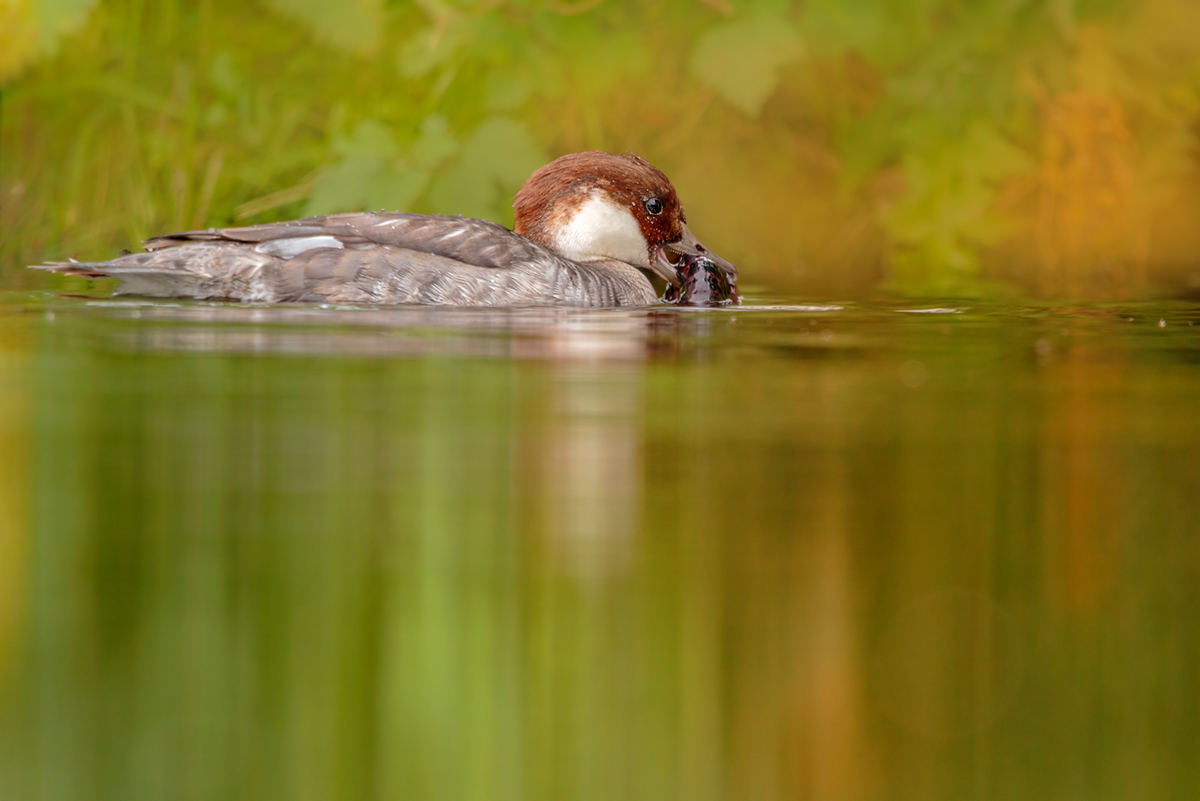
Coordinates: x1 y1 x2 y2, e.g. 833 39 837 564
145 213 550 271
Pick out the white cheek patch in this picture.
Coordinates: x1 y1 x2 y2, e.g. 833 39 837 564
552 193 650 268
255 236 345 259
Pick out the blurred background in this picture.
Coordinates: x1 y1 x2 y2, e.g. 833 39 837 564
3 4 1200 801
3 0 1200 297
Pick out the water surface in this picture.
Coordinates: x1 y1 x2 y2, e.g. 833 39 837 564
1 291 1198 800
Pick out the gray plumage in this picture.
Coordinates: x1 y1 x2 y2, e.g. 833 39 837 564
31 213 658 307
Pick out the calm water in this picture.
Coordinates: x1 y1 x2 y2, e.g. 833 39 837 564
1 290 1198 800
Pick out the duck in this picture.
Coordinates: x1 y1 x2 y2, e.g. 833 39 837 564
31 151 737 307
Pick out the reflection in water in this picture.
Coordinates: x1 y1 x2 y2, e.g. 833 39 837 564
1045 346 1128 613
543 364 644 579
96 303 668 362
0 331 29 697
800 453 861 801
1 294 1199 801
874 588 1023 739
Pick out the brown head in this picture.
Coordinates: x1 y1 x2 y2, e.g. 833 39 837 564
513 151 736 288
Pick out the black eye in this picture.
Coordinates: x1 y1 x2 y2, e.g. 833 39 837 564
644 198 664 216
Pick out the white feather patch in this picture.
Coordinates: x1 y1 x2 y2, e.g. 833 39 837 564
552 193 649 268
255 236 345 259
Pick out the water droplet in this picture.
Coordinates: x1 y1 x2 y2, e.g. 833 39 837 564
1035 339 1052 356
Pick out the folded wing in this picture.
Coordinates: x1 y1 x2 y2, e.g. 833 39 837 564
145 213 550 271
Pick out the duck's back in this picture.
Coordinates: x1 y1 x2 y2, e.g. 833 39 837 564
32 213 657 307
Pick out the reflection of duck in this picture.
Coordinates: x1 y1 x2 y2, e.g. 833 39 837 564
33 151 737 307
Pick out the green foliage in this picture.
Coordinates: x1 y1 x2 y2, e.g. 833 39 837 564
3 0 1199 295
35 0 99 52
802 0 1199 291
425 117 547 222
886 121 1034 292
689 14 803 118
261 0 384 54
308 117 455 216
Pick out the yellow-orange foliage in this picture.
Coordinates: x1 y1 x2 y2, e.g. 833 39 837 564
1037 92 1144 296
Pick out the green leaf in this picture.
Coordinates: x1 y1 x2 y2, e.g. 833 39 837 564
397 25 462 78
961 121 1033 182
562 30 653 99
307 119 450 215
261 0 383 55
411 116 457 168
689 14 803 117
208 51 241 99
425 117 546 224
364 169 431 214
485 73 532 112
331 120 399 160
308 156 381 215
35 0 99 53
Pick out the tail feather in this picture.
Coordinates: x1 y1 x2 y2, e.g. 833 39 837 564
28 247 259 299
30 261 117 278
31 250 196 277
